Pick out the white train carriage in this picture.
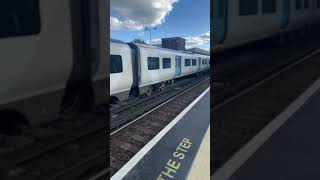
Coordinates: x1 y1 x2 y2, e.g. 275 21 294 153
199 54 210 71
213 0 320 51
0 0 107 130
110 41 210 102
135 43 178 93
226 0 282 48
286 0 312 31
180 54 202 77
110 40 133 101
305 0 320 26
181 54 210 76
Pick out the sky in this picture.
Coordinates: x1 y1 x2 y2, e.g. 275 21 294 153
110 0 210 50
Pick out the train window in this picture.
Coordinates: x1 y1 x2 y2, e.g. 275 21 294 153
262 0 276 13
110 55 123 73
162 58 171 69
239 0 258 16
192 59 197 66
304 0 309 9
296 0 302 10
0 0 41 38
185 59 191 67
148 57 160 70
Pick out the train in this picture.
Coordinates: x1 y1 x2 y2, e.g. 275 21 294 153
110 40 210 103
213 0 320 51
0 0 107 133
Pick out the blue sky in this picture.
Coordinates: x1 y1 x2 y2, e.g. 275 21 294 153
110 0 210 50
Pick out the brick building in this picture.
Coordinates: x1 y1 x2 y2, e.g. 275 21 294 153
161 37 186 50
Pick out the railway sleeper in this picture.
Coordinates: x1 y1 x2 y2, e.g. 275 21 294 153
134 125 157 135
131 134 149 143
113 139 139 153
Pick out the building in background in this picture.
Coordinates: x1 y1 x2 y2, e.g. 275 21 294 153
161 37 186 50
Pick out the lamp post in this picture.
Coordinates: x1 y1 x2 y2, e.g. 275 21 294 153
144 27 157 45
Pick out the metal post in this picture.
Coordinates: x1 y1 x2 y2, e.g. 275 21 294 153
149 29 151 45
144 27 157 45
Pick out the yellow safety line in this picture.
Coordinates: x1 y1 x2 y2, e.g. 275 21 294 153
187 125 210 180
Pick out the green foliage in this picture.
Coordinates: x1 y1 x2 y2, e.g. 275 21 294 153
132 38 147 44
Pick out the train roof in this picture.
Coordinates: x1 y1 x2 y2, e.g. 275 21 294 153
110 39 126 44
111 39 210 58
134 43 210 57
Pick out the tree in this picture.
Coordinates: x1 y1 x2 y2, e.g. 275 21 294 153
132 38 147 44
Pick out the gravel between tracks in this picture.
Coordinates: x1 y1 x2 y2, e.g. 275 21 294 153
110 79 210 176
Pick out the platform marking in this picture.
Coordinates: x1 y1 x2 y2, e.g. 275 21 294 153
111 87 210 180
213 48 320 111
187 126 210 180
211 76 320 180
157 138 193 179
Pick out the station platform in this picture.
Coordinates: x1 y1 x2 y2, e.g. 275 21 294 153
111 87 210 180
215 78 320 180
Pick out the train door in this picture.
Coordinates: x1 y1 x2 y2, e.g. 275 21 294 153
61 0 107 117
213 0 228 45
198 58 201 70
89 0 107 105
175 56 181 76
281 0 291 29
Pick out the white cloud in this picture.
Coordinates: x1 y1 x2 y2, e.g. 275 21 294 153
151 38 162 45
110 17 144 31
111 0 179 31
203 46 210 51
185 31 210 49
150 31 210 49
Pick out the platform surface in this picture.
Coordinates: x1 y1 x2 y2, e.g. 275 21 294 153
112 88 210 180
229 84 320 180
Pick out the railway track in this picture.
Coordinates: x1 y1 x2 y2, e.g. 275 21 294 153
110 74 209 132
212 31 320 103
0 106 107 180
211 39 320 176
100 76 210 178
